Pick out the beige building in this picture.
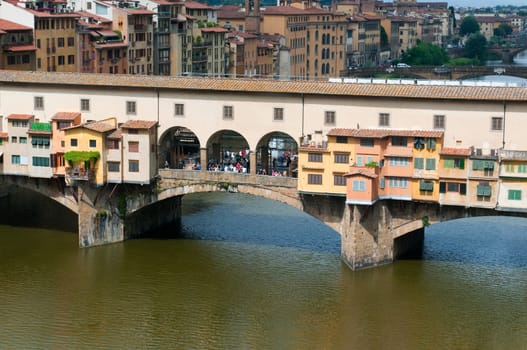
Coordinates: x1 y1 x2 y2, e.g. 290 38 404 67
382 16 417 59
120 120 158 184
3 113 35 177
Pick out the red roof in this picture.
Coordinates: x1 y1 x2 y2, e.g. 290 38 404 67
184 1 213 9
263 6 329 15
327 128 444 139
0 132 8 138
0 19 32 31
52 112 81 121
344 169 378 178
201 27 228 33
120 120 157 129
7 114 33 120
4 45 38 52
440 148 471 156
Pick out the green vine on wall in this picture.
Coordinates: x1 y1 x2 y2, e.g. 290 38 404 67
64 151 100 163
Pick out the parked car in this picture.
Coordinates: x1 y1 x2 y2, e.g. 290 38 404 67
396 63 411 68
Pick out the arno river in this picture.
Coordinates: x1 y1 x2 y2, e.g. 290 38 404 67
1 192 526 349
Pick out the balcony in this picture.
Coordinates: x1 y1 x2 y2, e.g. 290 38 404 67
66 168 92 181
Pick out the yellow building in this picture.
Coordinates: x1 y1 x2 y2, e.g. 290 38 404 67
411 132 443 203
63 118 117 186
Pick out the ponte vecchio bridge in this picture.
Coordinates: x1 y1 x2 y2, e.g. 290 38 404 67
1 70 527 270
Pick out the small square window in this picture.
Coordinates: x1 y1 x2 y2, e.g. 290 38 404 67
379 113 390 127
71 138 78 147
129 160 139 172
128 141 139 152
34 96 44 110
81 99 90 111
175 103 184 116
89 139 96 148
325 111 335 125
434 115 445 129
274 107 284 121
491 117 503 131
223 105 233 120
126 101 136 115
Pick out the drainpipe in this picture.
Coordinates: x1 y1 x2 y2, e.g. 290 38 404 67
301 93 305 139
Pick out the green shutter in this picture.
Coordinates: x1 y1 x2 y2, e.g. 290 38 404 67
459 158 465 170
477 185 491 197
414 158 424 169
426 158 436 170
420 181 434 191
444 159 454 168
484 161 494 170
472 160 483 170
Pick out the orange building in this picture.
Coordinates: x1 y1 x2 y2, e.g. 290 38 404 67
0 19 37 71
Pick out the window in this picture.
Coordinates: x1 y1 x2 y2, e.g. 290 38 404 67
426 158 436 170
12 120 28 127
391 136 407 146
34 96 44 110
360 138 374 147
308 174 322 184
58 55 65 65
128 129 138 135
11 155 20 164
518 164 527 173
107 140 119 149
336 136 347 144
352 180 366 191
71 138 78 147
19 137 27 144
419 181 434 191
68 55 75 65
355 156 363 166
57 37 64 47
11 136 17 143
379 113 390 127
128 141 139 153
389 157 409 166
67 37 74 47
129 160 139 172
505 164 515 172
477 184 491 197
334 153 349 164
126 101 136 115
175 103 184 116
508 189 522 200
447 183 459 192
434 115 445 129
334 175 346 186
491 117 503 131
414 158 424 169
89 139 96 148
389 177 408 188
32 156 50 167
223 105 233 120
274 108 284 121
443 158 465 169
108 162 120 172
440 182 466 194
325 111 335 125
31 136 50 148
81 99 90 111
308 153 323 162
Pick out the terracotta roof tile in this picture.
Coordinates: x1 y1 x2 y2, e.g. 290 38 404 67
3 45 37 52
121 120 157 129
328 128 444 138
107 128 122 139
83 121 116 133
0 19 32 31
0 132 8 138
200 27 228 33
52 112 81 121
1 71 527 103
440 147 471 156
7 114 33 120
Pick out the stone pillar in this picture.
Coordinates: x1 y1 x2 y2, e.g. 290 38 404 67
77 184 124 247
200 148 207 172
340 201 394 270
260 146 269 174
250 150 256 176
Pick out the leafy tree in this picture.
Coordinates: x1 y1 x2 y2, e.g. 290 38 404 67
493 23 513 37
459 16 480 36
518 10 527 17
463 33 488 64
401 42 449 66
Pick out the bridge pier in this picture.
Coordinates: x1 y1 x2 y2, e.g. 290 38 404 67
77 182 182 247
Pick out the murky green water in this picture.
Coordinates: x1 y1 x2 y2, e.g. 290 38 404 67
1 193 526 349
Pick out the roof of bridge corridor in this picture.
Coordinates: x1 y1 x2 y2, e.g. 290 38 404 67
1 70 527 102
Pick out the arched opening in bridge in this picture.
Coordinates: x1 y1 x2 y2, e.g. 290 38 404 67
159 127 201 169
256 132 298 177
0 185 77 232
206 130 249 172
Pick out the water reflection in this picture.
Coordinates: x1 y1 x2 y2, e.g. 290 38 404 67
0 193 526 349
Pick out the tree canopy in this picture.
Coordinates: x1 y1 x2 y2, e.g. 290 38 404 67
464 33 488 64
494 23 513 37
401 42 449 66
459 16 480 36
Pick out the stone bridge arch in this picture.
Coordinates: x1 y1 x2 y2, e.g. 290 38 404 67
159 126 201 170
0 175 78 214
255 131 298 176
205 130 250 171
